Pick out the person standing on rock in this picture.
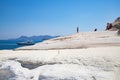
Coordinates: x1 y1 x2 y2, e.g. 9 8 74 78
106 23 113 30
77 27 79 33
106 23 110 30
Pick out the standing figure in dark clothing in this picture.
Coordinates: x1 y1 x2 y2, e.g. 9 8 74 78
106 23 113 30
106 23 110 30
109 24 113 29
77 27 79 33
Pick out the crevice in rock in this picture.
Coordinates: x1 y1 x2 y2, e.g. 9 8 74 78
17 60 57 69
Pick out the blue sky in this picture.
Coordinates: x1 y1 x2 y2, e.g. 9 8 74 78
0 0 120 39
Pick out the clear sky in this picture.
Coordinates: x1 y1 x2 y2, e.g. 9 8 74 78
0 0 120 39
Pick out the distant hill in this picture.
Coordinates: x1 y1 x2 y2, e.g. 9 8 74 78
0 35 59 42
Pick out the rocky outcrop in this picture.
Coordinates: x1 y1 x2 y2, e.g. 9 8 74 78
106 17 120 31
112 17 120 30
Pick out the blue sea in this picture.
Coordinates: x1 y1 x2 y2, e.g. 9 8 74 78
0 40 40 50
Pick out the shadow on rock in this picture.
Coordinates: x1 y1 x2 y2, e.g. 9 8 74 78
0 69 15 80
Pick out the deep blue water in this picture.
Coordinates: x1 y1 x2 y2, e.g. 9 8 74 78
0 40 41 50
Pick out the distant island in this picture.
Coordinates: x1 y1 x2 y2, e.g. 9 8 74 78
0 35 60 42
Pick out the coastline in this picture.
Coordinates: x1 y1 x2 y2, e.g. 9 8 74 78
14 43 120 50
